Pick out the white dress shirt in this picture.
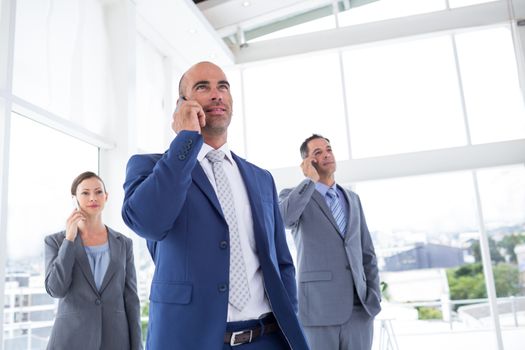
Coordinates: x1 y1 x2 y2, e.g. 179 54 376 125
198 143 272 322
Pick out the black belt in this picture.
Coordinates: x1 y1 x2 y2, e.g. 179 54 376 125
224 321 279 346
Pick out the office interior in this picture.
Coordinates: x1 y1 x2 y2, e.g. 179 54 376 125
0 0 525 349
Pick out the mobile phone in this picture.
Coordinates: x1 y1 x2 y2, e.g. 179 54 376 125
71 196 80 210
311 159 319 170
175 95 187 111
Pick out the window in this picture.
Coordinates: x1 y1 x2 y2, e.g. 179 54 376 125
449 0 497 8
342 34 467 158
3 114 98 349
250 15 335 43
136 35 170 152
242 52 349 169
223 67 246 157
455 27 525 144
12 0 110 135
354 165 525 346
338 0 445 27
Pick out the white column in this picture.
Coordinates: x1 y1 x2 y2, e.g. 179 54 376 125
98 0 137 235
0 0 16 348
509 0 525 105
472 172 504 350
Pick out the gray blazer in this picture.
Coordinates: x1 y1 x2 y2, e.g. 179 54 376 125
44 227 142 350
279 179 381 327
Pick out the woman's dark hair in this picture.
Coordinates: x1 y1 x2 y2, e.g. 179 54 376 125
299 134 330 159
70 171 106 195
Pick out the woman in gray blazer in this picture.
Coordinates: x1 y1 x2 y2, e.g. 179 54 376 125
44 171 142 350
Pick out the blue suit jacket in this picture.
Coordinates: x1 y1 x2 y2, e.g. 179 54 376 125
122 131 308 350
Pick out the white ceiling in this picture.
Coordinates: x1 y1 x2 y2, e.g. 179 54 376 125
134 0 235 68
133 0 335 67
196 0 334 38
134 0 525 68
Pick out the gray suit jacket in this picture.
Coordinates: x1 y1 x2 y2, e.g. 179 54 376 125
279 179 381 327
44 227 142 350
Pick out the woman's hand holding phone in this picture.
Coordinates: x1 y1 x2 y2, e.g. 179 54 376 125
65 196 85 241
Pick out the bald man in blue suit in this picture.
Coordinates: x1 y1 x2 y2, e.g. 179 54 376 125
122 62 309 350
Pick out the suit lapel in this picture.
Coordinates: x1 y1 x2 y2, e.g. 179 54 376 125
232 153 269 253
73 234 99 295
312 190 343 239
340 187 359 243
98 227 119 294
192 163 224 216
192 152 270 253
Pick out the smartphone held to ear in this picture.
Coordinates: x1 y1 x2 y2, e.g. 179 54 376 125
175 96 187 112
71 196 80 210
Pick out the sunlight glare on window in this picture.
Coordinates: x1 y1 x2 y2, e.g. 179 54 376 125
455 26 525 144
338 0 445 27
343 35 467 158
242 53 348 169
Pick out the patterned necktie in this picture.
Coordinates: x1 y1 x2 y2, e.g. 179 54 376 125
206 150 250 311
326 187 347 235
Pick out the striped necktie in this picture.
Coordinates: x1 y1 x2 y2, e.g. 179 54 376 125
206 150 250 311
326 187 347 235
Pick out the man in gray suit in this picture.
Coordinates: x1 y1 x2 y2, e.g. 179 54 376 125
279 134 381 350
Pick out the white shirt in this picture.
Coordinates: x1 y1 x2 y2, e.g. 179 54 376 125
198 143 272 322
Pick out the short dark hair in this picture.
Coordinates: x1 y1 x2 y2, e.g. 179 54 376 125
300 134 330 159
70 171 106 195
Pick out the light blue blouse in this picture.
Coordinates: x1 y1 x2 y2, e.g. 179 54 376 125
84 242 110 291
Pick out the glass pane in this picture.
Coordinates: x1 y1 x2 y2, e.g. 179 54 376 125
465 164 525 349
243 52 348 169
250 15 335 42
449 0 497 8
12 0 110 135
477 165 525 303
455 26 525 144
171 65 184 110
136 35 169 152
223 67 246 157
343 35 467 158
338 0 445 27
354 172 497 348
4 114 98 349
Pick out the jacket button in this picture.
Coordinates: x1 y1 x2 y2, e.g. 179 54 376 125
218 284 227 293
95 299 102 305
219 241 228 249
178 154 186 160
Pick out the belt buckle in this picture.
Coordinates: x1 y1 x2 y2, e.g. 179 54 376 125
230 329 253 346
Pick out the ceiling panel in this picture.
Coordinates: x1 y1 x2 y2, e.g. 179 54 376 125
135 0 234 67
196 0 333 37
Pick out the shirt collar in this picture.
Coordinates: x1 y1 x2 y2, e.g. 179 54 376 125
197 142 234 165
315 182 338 197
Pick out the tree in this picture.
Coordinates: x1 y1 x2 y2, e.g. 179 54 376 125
446 262 520 301
493 263 520 297
447 264 486 300
141 301 149 342
497 233 525 263
453 263 482 277
471 238 504 263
